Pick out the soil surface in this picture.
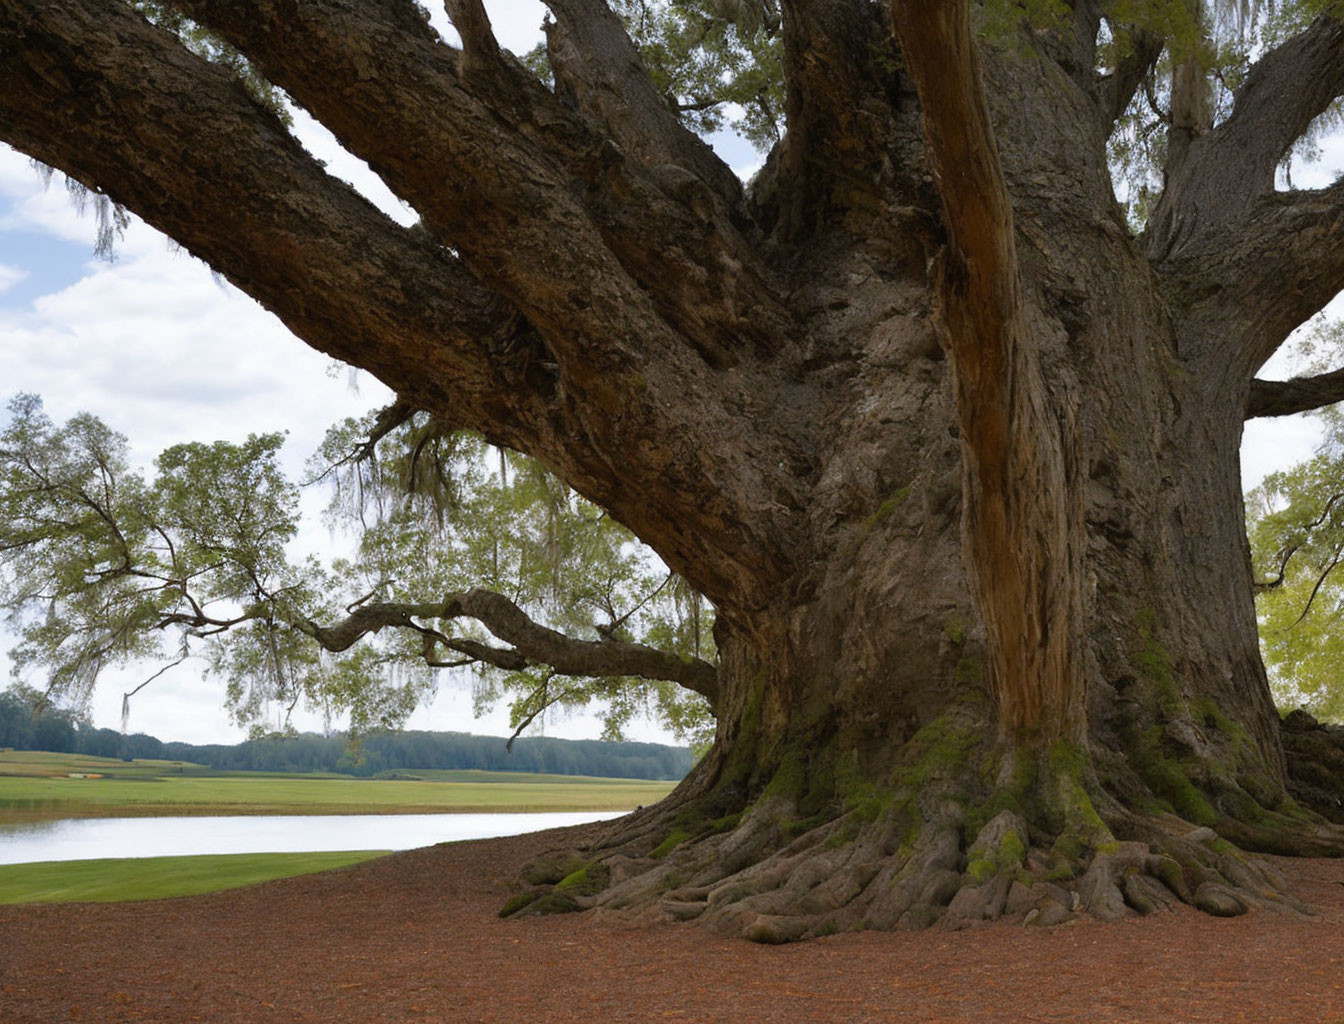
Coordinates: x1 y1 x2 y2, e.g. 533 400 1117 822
4 822 1344 1023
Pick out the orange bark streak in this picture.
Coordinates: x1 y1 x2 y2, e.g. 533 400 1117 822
892 0 1086 742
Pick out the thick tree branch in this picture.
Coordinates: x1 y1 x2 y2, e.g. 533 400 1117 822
443 0 501 68
151 581 719 705
1098 26 1164 129
763 0 915 237
177 0 794 371
0 0 807 609
1145 17 1344 380
0 0 554 446
168 0 810 607
1246 180 1344 363
1213 15 1344 195
295 589 720 708
1170 177 1344 373
543 0 744 208
1249 365 1344 419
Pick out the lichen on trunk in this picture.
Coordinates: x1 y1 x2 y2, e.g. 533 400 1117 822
500 546 1316 938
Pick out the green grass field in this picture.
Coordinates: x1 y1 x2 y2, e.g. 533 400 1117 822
0 850 389 904
0 750 675 905
0 749 676 822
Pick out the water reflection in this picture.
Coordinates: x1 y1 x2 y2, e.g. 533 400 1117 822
0 811 625 865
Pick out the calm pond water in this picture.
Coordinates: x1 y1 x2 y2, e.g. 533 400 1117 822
0 811 625 865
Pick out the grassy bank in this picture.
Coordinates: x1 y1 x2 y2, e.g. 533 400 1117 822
0 850 389 904
0 750 675 822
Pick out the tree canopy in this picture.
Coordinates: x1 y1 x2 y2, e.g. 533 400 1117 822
0 393 715 745
1248 320 1344 719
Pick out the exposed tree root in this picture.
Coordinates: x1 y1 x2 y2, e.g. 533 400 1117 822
501 797 1309 941
1281 710 1344 825
499 721 1339 941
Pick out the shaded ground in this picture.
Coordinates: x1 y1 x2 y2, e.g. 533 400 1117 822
3 822 1343 1023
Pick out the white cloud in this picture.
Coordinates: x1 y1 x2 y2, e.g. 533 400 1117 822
0 262 26 292
0 149 101 244
0 214 394 478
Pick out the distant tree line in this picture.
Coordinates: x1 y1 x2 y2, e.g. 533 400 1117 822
0 688 692 780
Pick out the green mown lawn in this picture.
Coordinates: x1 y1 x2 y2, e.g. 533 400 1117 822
0 850 390 904
0 750 673 821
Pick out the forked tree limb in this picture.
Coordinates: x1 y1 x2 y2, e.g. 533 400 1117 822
159 588 720 707
1210 14 1344 196
1146 14 1344 262
176 0 795 371
1145 15 1344 378
0 0 809 607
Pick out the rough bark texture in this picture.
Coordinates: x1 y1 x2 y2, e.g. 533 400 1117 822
3 0 1344 938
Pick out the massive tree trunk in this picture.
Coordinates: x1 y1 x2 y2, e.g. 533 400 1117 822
3 0 1344 936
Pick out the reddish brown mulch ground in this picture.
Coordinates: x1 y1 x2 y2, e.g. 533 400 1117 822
4 823 1344 1024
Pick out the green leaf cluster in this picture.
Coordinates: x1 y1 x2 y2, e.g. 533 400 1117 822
0 396 714 748
0 395 301 716
1247 320 1344 719
1249 452 1344 719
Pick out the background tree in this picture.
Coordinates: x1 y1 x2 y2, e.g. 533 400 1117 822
3 0 1344 938
0 395 714 745
1248 319 1344 719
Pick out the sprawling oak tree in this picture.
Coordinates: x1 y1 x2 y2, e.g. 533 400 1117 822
4 0 1344 938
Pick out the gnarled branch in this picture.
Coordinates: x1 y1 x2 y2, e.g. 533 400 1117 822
0 0 808 608
151 582 719 707
1144 15 1344 379
176 0 794 370
294 588 721 708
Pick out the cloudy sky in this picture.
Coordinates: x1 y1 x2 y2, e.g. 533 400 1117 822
0 5 1341 746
